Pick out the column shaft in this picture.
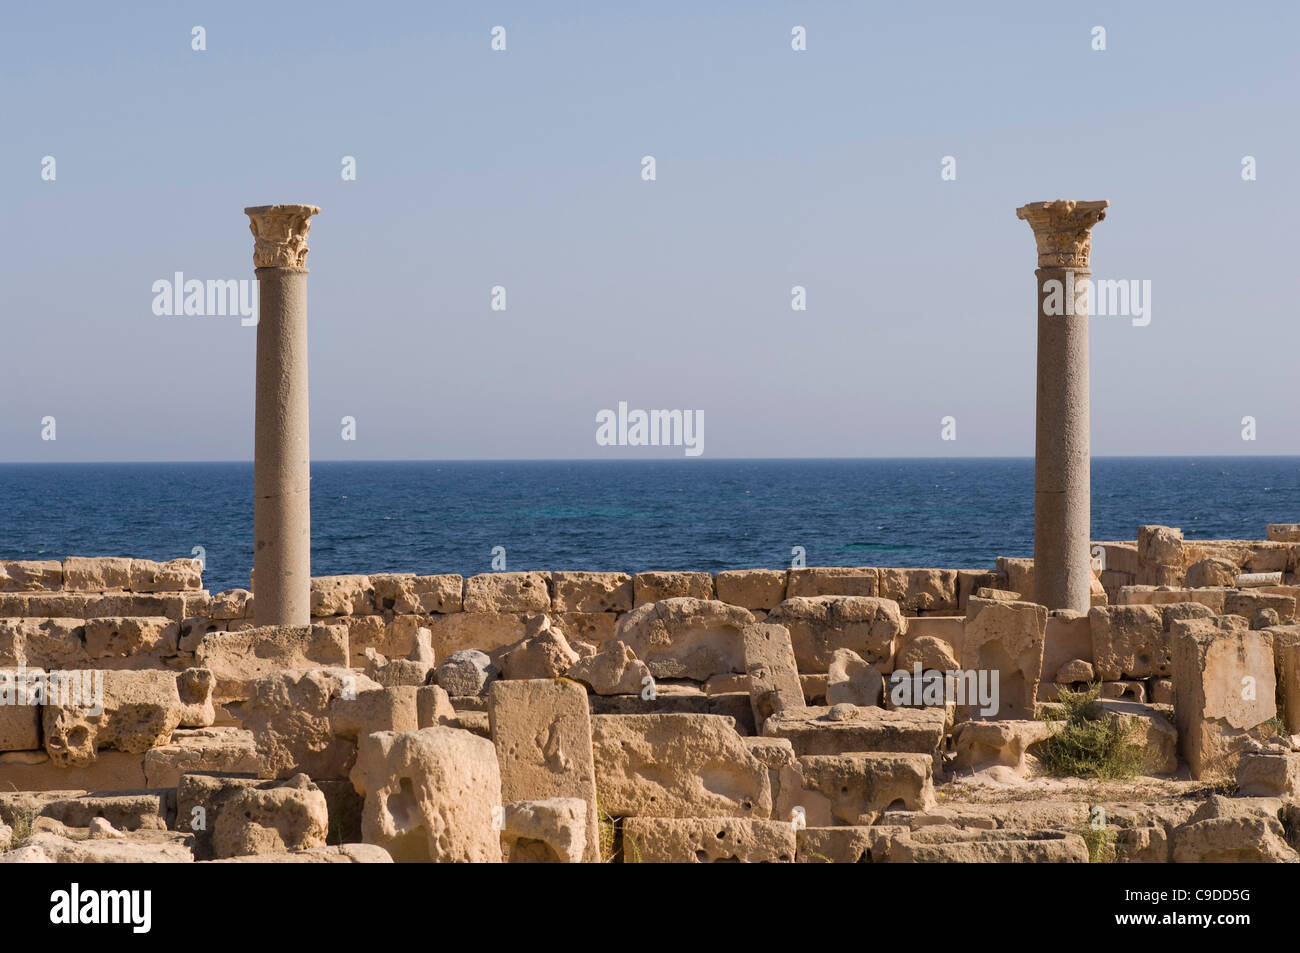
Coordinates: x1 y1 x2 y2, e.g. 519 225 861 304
1034 267 1091 612
1016 199 1107 613
254 268 311 625
245 203 320 627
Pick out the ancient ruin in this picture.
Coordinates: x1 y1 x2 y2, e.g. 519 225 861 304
3 201 1296 864
2 537 1299 863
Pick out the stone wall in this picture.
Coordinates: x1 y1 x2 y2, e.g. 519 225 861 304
3 530 1299 864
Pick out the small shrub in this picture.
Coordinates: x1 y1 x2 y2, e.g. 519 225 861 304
1037 684 1144 781
1080 822 1117 863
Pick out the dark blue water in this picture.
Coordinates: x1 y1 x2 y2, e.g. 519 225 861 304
2 458 1298 595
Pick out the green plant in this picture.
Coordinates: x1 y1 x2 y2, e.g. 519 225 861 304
623 834 643 864
8 806 38 851
596 798 617 863
1037 684 1144 781
1261 714 1287 738
1080 823 1117 863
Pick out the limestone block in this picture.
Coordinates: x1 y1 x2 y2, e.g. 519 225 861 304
995 557 1035 603
762 705 945 762
715 569 788 610
309 575 372 616
335 614 389 667
1 831 193 863
897 616 964 663
0 668 41 750
591 713 771 819
975 588 1022 602
1088 605 1167 681
464 572 551 613
362 627 434 687
208 844 392 863
351 727 502 863
567 639 650 695
62 557 133 591
767 596 904 673
0 749 147 791
551 572 632 613
632 571 714 606
414 685 458 729
143 727 259 787
888 828 1088 863
211 775 329 859
1172 618 1276 779
195 624 349 703
1042 609 1091 681
242 668 382 779
42 670 187 766
961 599 1047 719
1171 796 1298 863
1225 590 1296 624
129 558 203 592
1270 626 1300 734
616 598 752 680
209 589 253 620
878 568 958 614
743 622 804 728
436 649 498 696
554 611 617 646
370 573 462 614
1 792 165 833
0 619 84 669
621 817 795 863
786 567 878 599
826 648 882 707
501 798 587 863
1150 678 1175 705
1054 658 1094 683
1093 699 1178 775
489 679 601 862
894 635 959 674
330 685 420 742
0 561 63 592
424 612 530 662
951 719 1060 774
1137 525 1185 587
797 825 894 863
1236 749 1300 797
798 752 934 824
956 571 1004 611
1185 558 1238 588
501 615 578 679
82 616 179 662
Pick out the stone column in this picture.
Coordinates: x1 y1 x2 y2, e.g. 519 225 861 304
1016 200 1108 613
245 204 321 626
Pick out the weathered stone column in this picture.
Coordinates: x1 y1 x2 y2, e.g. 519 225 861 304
1016 200 1108 612
245 204 320 626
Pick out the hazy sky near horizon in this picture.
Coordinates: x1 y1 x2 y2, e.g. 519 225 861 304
2 1 1297 462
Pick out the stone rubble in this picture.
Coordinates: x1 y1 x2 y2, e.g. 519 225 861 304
1 542 1298 862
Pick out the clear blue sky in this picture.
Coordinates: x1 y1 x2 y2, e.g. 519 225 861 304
2 1 1296 461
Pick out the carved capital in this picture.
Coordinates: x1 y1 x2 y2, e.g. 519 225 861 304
1016 200 1108 269
245 204 321 269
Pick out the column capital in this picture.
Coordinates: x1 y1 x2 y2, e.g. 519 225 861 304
245 204 321 269
1016 199 1108 269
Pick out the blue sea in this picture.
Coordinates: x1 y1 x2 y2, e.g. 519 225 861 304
1 458 1298 596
